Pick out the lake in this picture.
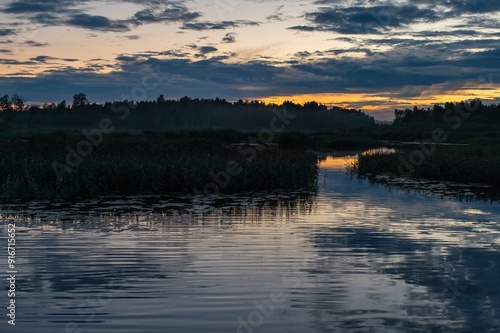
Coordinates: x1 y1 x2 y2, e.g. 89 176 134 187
1 154 500 333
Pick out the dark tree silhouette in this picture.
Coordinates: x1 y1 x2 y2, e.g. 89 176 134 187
11 94 26 111
57 100 67 110
72 93 89 108
0 95 10 112
0 94 377 131
393 99 500 126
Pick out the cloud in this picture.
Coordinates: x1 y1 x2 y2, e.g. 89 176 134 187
266 5 286 22
158 50 190 57
0 28 16 36
443 0 500 14
66 14 130 32
24 40 49 47
2 1 63 14
29 55 79 63
181 20 260 31
222 33 236 43
3 0 202 33
31 12 60 24
133 3 201 24
30 55 58 62
289 5 442 34
198 46 218 54
0 58 37 65
2 1 257 34
124 35 141 40
412 30 479 38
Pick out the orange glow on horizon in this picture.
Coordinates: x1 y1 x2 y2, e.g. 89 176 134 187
259 86 500 113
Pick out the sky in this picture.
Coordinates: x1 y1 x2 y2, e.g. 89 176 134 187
0 0 499 120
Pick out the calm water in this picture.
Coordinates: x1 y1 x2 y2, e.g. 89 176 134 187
1 156 500 333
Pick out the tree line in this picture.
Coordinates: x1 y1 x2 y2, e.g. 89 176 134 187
0 93 375 132
394 99 500 125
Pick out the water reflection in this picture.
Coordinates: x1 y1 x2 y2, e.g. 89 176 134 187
1 158 500 333
323 148 500 202
310 227 500 331
0 191 317 231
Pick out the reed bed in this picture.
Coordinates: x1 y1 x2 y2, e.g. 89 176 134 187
0 136 318 200
349 149 500 187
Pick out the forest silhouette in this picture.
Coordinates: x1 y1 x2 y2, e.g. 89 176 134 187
0 93 375 132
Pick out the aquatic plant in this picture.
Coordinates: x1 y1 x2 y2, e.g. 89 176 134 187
0 135 318 200
350 149 500 187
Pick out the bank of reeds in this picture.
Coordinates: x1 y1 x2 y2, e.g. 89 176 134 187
0 136 318 200
349 148 500 187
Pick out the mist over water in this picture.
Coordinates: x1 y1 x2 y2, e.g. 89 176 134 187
1 156 500 333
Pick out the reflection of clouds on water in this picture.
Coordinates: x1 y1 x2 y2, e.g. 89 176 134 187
305 167 500 332
308 227 500 331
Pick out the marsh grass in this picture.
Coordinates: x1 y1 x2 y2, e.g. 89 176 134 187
0 135 318 200
349 148 500 187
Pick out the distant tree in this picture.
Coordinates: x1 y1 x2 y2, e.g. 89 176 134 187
72 93 89 108
304 101 327 111
157 95 165 103
57 100 67 110
0 95 10 111
11 94 26 111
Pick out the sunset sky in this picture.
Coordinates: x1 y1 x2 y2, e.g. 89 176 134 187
0 0 499 119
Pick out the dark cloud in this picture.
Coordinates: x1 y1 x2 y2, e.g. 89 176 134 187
24 40 49 47
460 17 500 30
182 20 260 31
29 55 58 62
2 0 257 34
29 55 79 62
2 1 61 14
0 28 16 36
266 5 286 22
158 50 190 57
31 12 60 24
3 0 202 32
413 30 479 38
222 33 236 43
295 51 312 58
123 35 141 40
198 46 218 54
66 14 130 32
0 58 37 65
115 55 137 62
325 48 374 56
133 3 201 24
290 5 442 34
444 0 500 14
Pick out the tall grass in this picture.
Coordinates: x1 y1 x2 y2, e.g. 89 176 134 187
350 149 500 187
0 135 318 200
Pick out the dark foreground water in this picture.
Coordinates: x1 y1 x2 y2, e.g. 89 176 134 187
1 156 500 333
